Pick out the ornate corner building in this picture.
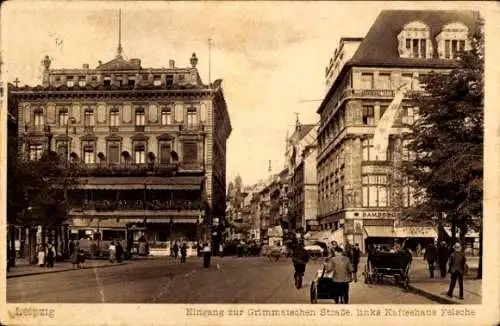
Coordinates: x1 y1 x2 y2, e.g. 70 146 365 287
316 10 481 252
10 45 231 253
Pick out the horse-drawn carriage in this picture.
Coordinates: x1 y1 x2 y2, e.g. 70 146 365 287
363 251 412 289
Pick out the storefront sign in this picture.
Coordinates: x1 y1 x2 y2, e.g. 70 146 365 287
362 211 401 219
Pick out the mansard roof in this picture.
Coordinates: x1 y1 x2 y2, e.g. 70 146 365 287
349 10 481 68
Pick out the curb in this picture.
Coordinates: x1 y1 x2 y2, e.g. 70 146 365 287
407 284 459 304
7 262 127 279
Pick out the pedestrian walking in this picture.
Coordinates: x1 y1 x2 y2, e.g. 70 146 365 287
330 246 354 304
77 249 86 269
69 240 75 257
46 243 55 268
219 243 224 258
437 241 449 278
202 243 211 268
71 242 80 268
424 242 437 278
447 243 466 300
351 243 361 282
109 241 116 263
38 244 46 267
180 242 187 263
115 241 124 263
173 242 179 259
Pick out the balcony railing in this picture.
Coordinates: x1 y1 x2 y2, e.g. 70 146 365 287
78 200 204 212
83 162 179 176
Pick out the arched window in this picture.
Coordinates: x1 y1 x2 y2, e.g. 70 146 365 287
436 22 469 59
397 21 433 59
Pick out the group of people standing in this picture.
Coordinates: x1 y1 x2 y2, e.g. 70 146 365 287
424 241 468 299
171 241 188 263
37 243 56 268
108 241 124 263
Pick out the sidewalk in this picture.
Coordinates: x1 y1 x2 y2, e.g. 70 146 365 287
7 258 127 278
407 256 481 304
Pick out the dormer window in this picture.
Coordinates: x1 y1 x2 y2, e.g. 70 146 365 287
398 21 433 59
66 76 74 87
436 22 469 59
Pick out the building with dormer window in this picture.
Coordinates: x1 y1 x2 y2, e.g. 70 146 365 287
10 27 232 255
315 10 481 253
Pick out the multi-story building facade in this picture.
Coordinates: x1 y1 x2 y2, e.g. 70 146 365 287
11 43 231 253
285 119 318 232
324 37 363 94
316 10 480 252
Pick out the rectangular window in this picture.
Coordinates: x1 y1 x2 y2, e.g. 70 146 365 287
379 105 388 119
104 76 111 86
84 110 95 126
161 108 172 125
135 110 145 126
406 39 411 50
108 144 119 164
362 138 387 161
378 73 391 89
362 105 375 125
166 75 174 86
59 111 68 126
187 108 197 128
29 144 43 161
66 76 74 87
128 78 135 87
110 110 120 127
34 111 44 127
134 144 146 164
403 178 416 207
401 73 414 89
153 75 162 86
57 144 67 159
83 145 95 164
160 144 171 164
459 40 465 52
362 175 389 207
445 40 451 59
401 139 416 161
420 39 426 58
360 73 374 89
183 142 198 163
451 40 458 58
412 39 419 58
78 76 86 87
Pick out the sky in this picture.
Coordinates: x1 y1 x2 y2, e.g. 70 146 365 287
1 1 492 187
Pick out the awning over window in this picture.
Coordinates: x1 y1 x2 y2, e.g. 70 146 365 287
78 176 204 190
364 226 395 238
394 226 438 239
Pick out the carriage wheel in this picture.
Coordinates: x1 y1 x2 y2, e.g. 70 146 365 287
403 277 410 290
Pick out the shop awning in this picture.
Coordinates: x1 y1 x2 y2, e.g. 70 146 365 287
443 227 479 238
394 226 438 238
364 226 395 238
78 176 204 190
309 230 331 242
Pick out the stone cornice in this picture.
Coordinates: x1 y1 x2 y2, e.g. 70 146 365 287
10 87 214 101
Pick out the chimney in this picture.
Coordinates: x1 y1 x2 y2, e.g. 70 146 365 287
82 63 89 69
130 58 141 67
169 60 175 68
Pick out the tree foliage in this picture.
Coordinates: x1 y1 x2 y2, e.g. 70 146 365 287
7 148 85 227
404 32 484 228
